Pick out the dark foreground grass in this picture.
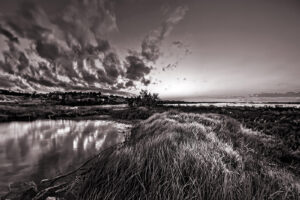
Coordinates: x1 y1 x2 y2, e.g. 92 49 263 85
67 111 300 200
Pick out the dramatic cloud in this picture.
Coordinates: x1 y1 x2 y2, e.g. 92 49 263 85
125 80 134 88
103 52 123 80
123 5 189 88
0 25 19 43
125 54 151 81
115 82 125 89
0 1 189 94
36 41 60 61
0 0 126 92
141 77 151 86
141 5 188 62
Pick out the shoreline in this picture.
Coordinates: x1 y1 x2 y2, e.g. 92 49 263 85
0 103 299 123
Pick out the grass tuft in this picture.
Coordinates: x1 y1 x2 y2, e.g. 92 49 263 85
73 112 299 200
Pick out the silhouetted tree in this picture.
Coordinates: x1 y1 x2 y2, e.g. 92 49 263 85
128 90 159 107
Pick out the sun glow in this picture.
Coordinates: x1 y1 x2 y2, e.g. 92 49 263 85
148 78 211 98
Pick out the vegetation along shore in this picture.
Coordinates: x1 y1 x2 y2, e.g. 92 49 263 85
0 90 299 199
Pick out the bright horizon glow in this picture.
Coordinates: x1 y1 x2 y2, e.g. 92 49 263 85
146 75 212 98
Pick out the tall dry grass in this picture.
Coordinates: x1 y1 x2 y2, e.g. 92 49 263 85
74 111 299 200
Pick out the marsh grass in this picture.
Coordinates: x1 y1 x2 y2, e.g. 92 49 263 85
72 111 299 200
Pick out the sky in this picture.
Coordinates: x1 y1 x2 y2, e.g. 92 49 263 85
0 0 300 99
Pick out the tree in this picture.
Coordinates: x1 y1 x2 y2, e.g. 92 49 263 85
128 90 160 107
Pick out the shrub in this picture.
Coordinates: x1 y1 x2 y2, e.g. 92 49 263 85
128 90 159 107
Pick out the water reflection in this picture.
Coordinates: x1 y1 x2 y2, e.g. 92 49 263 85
0 120 131 192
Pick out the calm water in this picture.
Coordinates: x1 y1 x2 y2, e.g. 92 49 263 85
164 103 300 108
0 119 131 192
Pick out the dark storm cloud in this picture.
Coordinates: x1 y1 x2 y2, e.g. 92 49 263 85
36 41 60 61
0 24 19 43
0 0 190 93
0 0 134 92
125 80 134 88
17 52 29 71
141 5 188 62
125 54 152 81
5 0 117 51
0 60 13 74
55 57 78 79
1 42 29 74
103 52 123 79
116 82 125 89
141 77 151 86
0 0 180 92
0 0 149 90
0 41 65 90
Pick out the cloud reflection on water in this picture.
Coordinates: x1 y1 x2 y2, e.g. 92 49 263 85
0 119 131 192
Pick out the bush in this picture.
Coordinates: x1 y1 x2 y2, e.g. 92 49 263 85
128 90 159 107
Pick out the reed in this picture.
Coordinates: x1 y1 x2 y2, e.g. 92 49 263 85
75 111 299 200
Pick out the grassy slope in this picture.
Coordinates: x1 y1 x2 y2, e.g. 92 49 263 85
72 111 299 200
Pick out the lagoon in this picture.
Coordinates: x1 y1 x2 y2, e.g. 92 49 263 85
0 119 131 192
